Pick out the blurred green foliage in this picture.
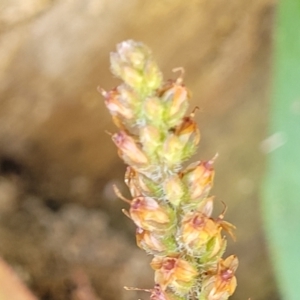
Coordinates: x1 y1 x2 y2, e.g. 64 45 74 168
262 1 300 300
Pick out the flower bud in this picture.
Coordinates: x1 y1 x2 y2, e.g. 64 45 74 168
143 60 163 91
136 228 177 255
163 175 186 207
110 40 162 94
180 197 230 258
143 97 165 126
124 167 142 197
151 256 198 295
161 135 183 167
125 167 162 198
162 116 200 166
149 284 185 300
136 228 166 254
203 234 226 262
121 65 144 90
180 213 220 255
182 158 215 202
130 196 174 232
200 255 238 300
140 125 161 159
159 80 190 128
102 88 132 118
116 40 151 70
110 41 146 87
118 84 140 108
173 116 200 154
112 131 148 166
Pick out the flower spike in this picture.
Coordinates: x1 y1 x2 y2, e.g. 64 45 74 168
102 40 238 300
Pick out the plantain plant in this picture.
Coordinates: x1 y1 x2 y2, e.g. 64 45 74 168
101 40 238 300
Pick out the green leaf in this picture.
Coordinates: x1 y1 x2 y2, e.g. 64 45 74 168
262 1 300 300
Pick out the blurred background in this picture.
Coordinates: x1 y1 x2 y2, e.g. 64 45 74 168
0 0 278 299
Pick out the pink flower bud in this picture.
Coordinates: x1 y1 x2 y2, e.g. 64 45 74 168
151 256 198 295
200 255 238 300
102 88 134 120
129 196 173 232
180 197 232 258
180 212 220 255
159 80 190 127
136 228 166 254
182 158 215 201
149 284 181 300
112 131 148 165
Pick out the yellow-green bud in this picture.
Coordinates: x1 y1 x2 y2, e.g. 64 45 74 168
110 40 162 95
143 60 163 91
162 116 200 166
140 125 161 159
143 97 165 126
159 80 190 128
116 40 151 71
163 175 186 206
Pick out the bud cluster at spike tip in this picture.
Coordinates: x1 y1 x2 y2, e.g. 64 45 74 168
101 40 238 300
